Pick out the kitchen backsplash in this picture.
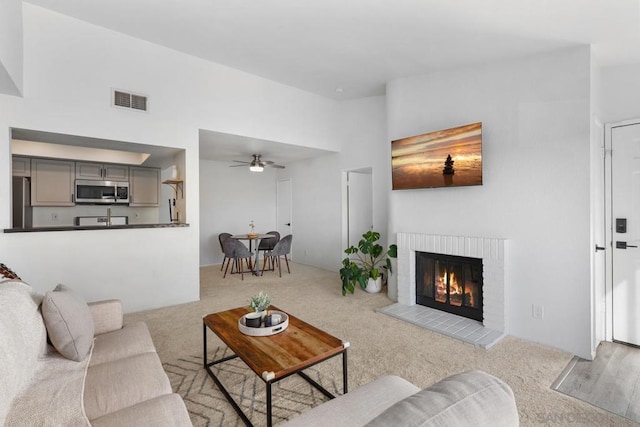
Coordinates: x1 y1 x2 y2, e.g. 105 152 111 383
33 205 160 227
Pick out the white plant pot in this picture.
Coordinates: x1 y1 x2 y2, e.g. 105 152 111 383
365 277 382 293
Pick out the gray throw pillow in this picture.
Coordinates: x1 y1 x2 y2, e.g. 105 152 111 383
42 284 94 361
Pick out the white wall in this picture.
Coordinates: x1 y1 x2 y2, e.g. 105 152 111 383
277 96 389 272
199 159 278 266
590 55 605 356
600 63 640 123
0 0 23 96
386 47 593 358
0 4 338 312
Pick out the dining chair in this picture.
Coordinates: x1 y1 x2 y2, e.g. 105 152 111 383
257 231 280 271
261 234 292 277
218 232 232 271
223 238 253 280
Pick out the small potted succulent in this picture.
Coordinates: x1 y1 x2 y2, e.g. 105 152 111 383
248 291 271 313
340 230 397 295
245 291 272 327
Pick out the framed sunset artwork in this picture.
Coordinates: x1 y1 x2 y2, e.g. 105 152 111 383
391 122 483 190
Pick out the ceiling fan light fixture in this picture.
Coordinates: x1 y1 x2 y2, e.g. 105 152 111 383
250 165 264 172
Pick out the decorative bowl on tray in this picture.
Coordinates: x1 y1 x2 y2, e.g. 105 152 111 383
238 310 289 336
247 233 258 238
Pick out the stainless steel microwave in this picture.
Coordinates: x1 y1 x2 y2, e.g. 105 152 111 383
75 180 130 204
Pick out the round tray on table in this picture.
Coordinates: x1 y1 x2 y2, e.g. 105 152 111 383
238 311 289 336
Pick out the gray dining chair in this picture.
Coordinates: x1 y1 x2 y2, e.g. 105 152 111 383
218 232 232 271
261 234 292 277
258 231 280 271
223 238 253 280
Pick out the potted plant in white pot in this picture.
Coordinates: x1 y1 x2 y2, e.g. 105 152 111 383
340 231 397 295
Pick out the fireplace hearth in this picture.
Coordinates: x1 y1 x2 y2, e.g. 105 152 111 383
388 232 506 347
416 251 483 322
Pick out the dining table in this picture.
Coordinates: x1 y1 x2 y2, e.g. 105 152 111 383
230 233 276 275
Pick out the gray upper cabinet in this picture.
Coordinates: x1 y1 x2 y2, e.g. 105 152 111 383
12 156 31 177
76 162 129 181
129 167 160 207
31 159 75 206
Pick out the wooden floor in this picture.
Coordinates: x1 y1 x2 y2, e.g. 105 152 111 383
552 341 640 422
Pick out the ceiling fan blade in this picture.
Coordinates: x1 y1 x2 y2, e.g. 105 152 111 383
230 155 285 169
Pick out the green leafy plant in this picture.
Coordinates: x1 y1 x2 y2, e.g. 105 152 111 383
340 231 397 296
248 291 271 312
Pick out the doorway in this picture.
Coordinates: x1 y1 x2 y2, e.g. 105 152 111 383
343 169 373 249
277 179 292 256
605 119 640 346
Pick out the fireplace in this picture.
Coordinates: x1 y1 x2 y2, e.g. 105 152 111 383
415 251 483 322
382 233 506 347
396 233 506 334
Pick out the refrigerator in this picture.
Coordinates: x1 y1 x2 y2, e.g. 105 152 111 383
12 176 32 229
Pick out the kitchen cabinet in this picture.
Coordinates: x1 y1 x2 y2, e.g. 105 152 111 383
76 162 129 181
129 167 160 207
12 156 31 177
31 159 75 206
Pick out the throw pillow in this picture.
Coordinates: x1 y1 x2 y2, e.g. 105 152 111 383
42 284 94 362
0 263 21 280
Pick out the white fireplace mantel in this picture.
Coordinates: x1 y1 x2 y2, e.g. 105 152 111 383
396 232 507 333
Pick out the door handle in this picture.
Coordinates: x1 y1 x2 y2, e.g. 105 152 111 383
595 245 605 252
286 223 291 226
616 241 638 249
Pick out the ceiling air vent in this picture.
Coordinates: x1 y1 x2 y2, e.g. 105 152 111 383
113 89 148 112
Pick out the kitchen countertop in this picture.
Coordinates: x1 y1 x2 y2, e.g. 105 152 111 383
3 223 190 233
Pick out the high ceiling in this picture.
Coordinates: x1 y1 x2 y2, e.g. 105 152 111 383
22 0 640 165
25 0 640 100
198 129 336 164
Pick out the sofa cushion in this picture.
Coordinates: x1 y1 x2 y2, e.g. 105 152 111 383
90 321 157 366
90 394 191 427
283 375 420 427
365 370 519 427
42 284 94 362
83 352 173 420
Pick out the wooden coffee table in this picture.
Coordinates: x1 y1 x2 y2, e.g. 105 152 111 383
203 306 349 427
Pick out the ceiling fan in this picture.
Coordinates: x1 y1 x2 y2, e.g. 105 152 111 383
230 154 285 172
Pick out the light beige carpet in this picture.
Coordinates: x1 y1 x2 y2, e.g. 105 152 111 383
125 263 636 426
163 349 340 426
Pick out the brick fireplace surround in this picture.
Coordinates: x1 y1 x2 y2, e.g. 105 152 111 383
377 232 507 348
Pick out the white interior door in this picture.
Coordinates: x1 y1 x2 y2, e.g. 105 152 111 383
612 123 640 346
277 178 292 241
347 171 373 247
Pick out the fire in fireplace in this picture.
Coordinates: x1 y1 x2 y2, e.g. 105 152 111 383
415 251 483 321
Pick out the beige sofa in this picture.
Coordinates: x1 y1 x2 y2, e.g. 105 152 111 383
0 279 192 426
283 370 520 427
